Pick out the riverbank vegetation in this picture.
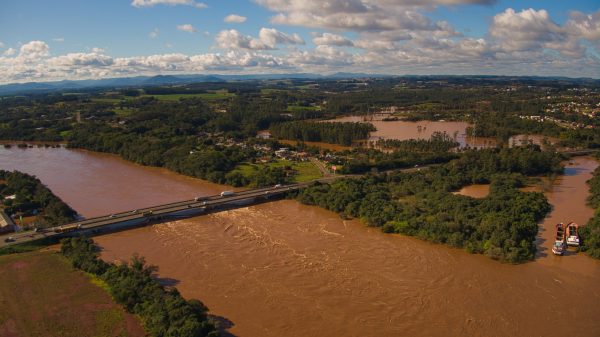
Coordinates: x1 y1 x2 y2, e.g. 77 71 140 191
1 76 597 189
270 121 375 146
374 131 459 152
61 237 220 337
0 170 77 229
581 166 600 259
297 147 561 263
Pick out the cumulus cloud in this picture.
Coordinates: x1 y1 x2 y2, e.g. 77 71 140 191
3 5 600 84
48 52 114 67
312 33 354 46
19 41 50 61
256 0 467 34
0 42 4 48
215 28 304 50
566 10 600 41
490 8 563 51
489 8 587 57
177 24 197 33
224 14 247 23
3 48 16 57
131 0 207 9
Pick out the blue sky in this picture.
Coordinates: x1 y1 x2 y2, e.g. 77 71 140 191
0 0 599 83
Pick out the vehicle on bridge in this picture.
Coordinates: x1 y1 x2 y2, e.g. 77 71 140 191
220 191 235 197
142 211 154 217
54 224 82 233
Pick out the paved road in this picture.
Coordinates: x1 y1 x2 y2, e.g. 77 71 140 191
0 163 436 249
0 180 338 248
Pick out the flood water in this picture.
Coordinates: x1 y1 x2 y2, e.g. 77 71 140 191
453 184 490 198
330 116 497 149
1 147 599 337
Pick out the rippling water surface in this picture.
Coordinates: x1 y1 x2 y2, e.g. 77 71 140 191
2 147 599 337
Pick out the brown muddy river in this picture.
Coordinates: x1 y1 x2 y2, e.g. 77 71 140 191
331 116 494 149
1 146 599 337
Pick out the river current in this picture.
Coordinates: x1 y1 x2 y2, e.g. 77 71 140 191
1 146 598 337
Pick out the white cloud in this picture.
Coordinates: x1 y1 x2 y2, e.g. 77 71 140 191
490 8 563 52
224 14 247 23
312 33 353 46
131 0 206 9
566 10 600 41
19 41 50 61
48 52 114 67
353 39 396 51
0 42 4 48
215 28 304 50
489 8 587 58
255 0 470 34
2 5 600 85
177 24 197 33
3 48 16 56
52 37 65 43
149 28 159 39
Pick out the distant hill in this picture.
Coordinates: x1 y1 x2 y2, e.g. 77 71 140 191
0 73 597 96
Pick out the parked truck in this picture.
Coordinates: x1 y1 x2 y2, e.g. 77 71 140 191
220 191 235 197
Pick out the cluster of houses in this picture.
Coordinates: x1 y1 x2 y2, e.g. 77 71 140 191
518 115 594 130
544 101 599 120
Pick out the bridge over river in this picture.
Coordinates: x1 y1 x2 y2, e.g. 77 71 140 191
0 179 341 248
1 147 597 249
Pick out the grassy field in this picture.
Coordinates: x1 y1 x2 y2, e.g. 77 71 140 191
286 105 320 112
91 92 235 104
260 88 288 94
142 92 235 101
234 159 322 183
90 98 126 104
0 250 144 337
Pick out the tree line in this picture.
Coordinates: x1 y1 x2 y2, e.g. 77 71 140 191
581 166 600 259
270 121 375 146
374 131 459 152
61 237 220 337
296 147 562 263
0 170 77 228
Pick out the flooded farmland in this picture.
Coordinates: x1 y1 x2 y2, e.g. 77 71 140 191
330 116 495 149
1 146 599 337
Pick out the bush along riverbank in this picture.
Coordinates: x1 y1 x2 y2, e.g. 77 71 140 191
61 237 220 337
581 166 600 259
297 147 561 263
1 170 77 229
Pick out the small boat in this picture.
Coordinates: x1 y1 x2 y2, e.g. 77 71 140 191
552 241 566 256
566 222 580 247
552 223 566 255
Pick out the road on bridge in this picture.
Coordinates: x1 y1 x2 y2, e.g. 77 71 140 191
0 162 441 249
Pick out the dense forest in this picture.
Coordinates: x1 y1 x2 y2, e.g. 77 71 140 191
581 166 600 259
61 237 220 337
297 147 562 263
374 131 459 152
0 170 77 228
270 121 375 146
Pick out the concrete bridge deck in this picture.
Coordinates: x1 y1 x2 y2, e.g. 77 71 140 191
0 180 334 248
